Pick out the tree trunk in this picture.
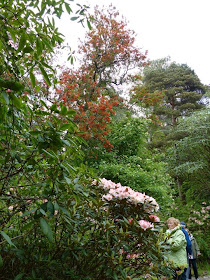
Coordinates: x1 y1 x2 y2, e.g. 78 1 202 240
177 177 185 201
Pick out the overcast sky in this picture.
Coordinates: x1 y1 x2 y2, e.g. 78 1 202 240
57 0 210 85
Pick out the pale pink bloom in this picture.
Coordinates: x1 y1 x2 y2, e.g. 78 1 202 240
99 178 116 190
92 179 97 185
206 205 210 210
115 182 122 188
102 194 113 201
149 215 160 222
195 219 203 225
8 206 13 211
98 177 159 212
138 220 154 230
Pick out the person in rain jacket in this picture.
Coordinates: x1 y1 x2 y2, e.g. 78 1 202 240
187 229 200 280
165 217 188 280
180 221 192 280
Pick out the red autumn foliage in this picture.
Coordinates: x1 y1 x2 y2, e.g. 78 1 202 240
57 6 148 149
79 5 148 86
58 68 122 149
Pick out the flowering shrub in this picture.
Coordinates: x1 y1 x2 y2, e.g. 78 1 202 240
90 178 171 279
98 178 159 212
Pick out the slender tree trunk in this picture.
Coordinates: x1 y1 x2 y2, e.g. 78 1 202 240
177 177 184 201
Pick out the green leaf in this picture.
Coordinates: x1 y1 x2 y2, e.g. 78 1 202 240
9 29 16 42
39 65 51 86
87 19 92 30
64 176 71 185
40 100 49 109
66 162 76 172
11 95 22 109
40 218 53 242
65 3 72 14
71 16 79 21
0 255 3 267
60 123 72 131
60 105 68 115
35 85 41 92
23 46 34 53
62 139 70 146
42 149 58 159
36 38 42 56
30 130 41 135
2 92 9 104
21 208 37 217
47 201 54 215
0 231 16 247
40 208 47 216
17 33 26 52
14 273 24 280
54 201 59 210
67 109 76 115
29 70 36 87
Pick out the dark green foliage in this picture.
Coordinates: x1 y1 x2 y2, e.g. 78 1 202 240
0 0 88 87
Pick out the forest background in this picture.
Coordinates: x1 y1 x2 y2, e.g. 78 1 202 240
0 0 209 279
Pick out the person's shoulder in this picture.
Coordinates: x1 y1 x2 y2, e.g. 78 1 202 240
175 228 185 236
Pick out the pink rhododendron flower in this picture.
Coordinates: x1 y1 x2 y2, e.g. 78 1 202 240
128 218 134 224
149 215 160 222
138 220 154 230
97 178 159 212
102 194 113 201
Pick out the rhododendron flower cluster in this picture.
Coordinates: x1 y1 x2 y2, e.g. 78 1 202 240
149 214 160 222
96 178 159 212
138 220 154 231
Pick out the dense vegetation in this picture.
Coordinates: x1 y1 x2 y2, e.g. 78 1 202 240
0 1 209 279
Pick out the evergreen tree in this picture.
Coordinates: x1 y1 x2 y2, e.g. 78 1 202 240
143 58 205 127
131 58 206 202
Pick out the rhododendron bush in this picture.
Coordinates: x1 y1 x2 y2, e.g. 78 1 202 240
87 178 171 279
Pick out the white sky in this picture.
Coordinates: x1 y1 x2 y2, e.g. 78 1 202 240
57 0 210 85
